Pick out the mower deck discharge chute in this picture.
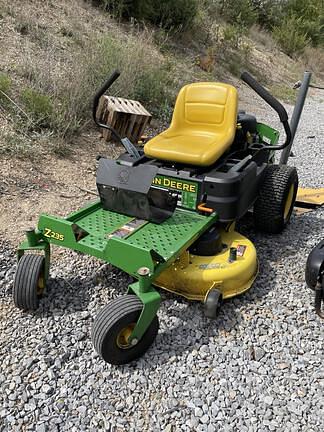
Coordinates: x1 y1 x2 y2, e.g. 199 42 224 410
14 70 300 365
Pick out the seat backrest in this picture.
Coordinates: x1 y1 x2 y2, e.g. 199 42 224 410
170 82 238 134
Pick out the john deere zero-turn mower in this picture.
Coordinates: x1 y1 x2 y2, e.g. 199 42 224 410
13 71 299 364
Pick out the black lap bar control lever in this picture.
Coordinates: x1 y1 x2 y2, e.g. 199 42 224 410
241 71 292 151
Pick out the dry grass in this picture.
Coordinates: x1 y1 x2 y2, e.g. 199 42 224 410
20 30 173 137
302 46 324 82
268 84 297 104
0 0 174 156
0 0 319 158
249 25 277 52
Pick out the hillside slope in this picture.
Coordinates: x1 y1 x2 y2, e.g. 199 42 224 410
1 0 320 158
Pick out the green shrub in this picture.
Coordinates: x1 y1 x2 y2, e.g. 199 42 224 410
251 0 282 29
219 0 258 29
21 88 53 127
253 0 324 47
300 18 324 47
283 0 324 46
152 0 198 29
99 0 198 30
273 15 310 56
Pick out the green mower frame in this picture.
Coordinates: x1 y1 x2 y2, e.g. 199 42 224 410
18 202 218 342
14 70 308 365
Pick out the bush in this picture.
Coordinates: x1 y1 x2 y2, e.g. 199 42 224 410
273 15 310 56
152 0 198 29
21 88 53 127
253 0 324 47
283 0 324 46
99 0 198 30
251 0 282 29
219 0 258 29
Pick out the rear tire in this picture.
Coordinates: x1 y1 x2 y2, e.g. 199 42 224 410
253 165 298 234
92 295 159 365
13 254 46 311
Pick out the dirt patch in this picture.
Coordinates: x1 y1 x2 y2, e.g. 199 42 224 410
0 131 123 246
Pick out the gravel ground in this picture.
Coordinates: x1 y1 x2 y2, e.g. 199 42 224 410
0 91 324 432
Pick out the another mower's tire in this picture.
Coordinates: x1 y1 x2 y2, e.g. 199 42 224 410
253 165 298 234
13 254 46 311
92 295 159 365
204 288 223 319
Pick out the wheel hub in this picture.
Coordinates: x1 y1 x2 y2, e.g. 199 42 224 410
36 275 45 296
284 184 295 219
116 323 136 349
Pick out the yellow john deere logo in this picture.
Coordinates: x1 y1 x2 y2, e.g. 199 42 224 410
152 176 197 193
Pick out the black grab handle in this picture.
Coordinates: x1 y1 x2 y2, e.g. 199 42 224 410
241 71 291 150
241 71 288 122
92 70 120 123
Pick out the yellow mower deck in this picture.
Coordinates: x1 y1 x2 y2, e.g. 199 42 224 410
154 229 258 301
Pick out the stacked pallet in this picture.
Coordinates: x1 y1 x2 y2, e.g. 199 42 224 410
98 96 151 143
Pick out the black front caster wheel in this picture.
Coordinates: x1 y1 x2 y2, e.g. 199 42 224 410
204 288 223 319
13 254 46 311
92 295 159 365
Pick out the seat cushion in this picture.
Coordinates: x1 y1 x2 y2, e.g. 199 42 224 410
144 82 238 166
145 130 234 166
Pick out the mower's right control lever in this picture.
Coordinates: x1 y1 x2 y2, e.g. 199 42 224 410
241 71 292 151
93 70 140 159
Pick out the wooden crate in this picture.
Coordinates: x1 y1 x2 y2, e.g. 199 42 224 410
98 96 151 143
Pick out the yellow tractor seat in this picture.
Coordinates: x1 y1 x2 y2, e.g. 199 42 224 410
144 82 238 166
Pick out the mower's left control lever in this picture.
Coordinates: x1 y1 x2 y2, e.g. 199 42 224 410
241 71 292 151
92 70 140 159
92 70 121 124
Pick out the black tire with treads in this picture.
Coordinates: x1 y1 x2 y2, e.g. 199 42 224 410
92 295 159 365
253 164 298 234
13 254 45 311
